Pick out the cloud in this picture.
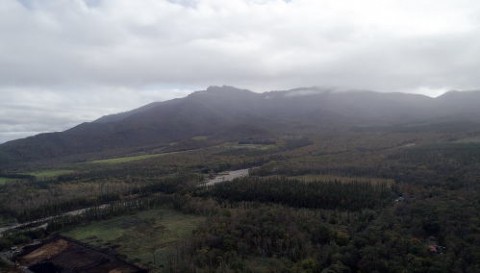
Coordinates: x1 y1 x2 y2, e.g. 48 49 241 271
1 0 480 142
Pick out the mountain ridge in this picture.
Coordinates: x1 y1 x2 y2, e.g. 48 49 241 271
1 86 480 167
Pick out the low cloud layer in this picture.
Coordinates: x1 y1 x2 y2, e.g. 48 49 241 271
1 0 480 143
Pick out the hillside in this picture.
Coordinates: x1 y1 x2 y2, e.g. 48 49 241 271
1 86 480 167
2 87 480 273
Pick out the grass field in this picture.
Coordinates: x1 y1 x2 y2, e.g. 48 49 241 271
0 169 74 182
28 169 75 179
62 208 205 271
90 154 162 165
191 135 208 141
0 177 17 185
89 149 198 165
225 143 277 150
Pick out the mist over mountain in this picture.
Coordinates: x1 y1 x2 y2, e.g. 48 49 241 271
1 86 480 167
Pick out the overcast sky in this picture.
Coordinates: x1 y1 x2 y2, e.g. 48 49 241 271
1 0 480 143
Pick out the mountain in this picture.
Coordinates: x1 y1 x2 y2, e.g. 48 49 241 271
1 86 480 167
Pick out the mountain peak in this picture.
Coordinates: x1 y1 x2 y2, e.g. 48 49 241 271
2 88 480 167
437 89 480 99
205 85 254 93
187 86 257 101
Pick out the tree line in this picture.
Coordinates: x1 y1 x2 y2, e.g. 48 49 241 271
196 177 393 210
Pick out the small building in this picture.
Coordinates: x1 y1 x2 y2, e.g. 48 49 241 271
428 244 446 254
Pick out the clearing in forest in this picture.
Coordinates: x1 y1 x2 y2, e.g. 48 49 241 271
62 208 204 271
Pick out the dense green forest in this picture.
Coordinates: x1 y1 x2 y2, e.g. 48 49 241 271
196 177 393 210
2 130 480 273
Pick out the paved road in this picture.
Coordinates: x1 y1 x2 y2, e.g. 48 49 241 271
0 204 110 237
204 168 250 186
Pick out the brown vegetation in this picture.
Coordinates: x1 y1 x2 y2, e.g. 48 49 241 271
16 236 147 273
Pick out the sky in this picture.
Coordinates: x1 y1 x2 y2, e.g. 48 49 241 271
1 0 480 143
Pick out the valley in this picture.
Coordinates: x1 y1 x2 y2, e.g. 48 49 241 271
1 87 480 272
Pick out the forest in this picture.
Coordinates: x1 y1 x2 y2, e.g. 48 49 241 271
1 130 480 273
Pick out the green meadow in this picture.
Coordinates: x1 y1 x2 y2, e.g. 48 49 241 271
63 208 205 271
